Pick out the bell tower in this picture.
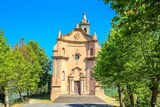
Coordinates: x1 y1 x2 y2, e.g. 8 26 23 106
79 12 90 34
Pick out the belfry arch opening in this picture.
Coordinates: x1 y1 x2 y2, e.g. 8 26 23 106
84 28 87 33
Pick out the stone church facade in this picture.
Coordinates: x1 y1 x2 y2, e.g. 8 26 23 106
51 13 104 101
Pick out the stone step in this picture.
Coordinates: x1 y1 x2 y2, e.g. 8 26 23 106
54 95 106 103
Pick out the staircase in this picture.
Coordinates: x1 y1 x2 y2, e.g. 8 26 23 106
54 95 106 103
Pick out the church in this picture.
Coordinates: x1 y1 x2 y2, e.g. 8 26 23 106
51 13 105 101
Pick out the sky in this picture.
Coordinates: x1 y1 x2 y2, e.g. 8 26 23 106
0 0 116 58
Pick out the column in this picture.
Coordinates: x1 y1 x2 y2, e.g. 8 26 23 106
70 79 72 94
81 81 84 92
72 80 74 93
69 79 74 94
53 59 57 78
87 69 90 94
81 80 84 95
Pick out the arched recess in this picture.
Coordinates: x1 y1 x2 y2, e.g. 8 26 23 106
62 48 65 55
70 67 82 81
90 48 94 56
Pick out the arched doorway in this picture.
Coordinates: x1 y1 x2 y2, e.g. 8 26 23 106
68 67 85 95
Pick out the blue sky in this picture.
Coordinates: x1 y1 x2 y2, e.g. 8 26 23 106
0 0 116 58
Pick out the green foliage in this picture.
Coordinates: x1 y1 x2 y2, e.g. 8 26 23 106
0 31 15 106
104 86 118 99
94 0 160 106
27 41 51 93
0 31 51 103
12 48 29 92
0 31 14 89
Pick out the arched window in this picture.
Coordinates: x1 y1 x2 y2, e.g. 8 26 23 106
84 28 87 33
90 48 93 56
62 48 65 55
62 71 65 81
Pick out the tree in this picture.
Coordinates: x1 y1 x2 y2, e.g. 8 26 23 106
0 31 14 107
0 31 51 105
12 40 43 101
94 32 125 106
11 47 29 102
94 0 160 106
94 27 147 106
27 41 51 94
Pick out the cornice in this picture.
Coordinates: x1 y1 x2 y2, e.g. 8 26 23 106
53 50 57 52
85 56 97 60
51 85 61 87
57 38 98 44
52 56 69 60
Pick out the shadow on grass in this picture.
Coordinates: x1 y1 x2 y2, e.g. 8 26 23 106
66 104 115 107
29 93 50 100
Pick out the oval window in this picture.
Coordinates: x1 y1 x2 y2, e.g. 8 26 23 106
75 54 80 60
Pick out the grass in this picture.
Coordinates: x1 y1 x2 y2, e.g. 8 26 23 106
11 93 51 107
29 93 50 100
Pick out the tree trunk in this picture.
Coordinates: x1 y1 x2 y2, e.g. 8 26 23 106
136 97 140 107
27 90 30 98
150 84 159 107
126 85 135 107
129 93 134 107
18 91 24 102
2 87 9 107
0 88 5 104
117 84 123 107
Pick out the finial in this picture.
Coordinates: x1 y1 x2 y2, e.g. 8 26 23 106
83 12 87 20
93 32 97 40
58 30 61 38
76 23 79 28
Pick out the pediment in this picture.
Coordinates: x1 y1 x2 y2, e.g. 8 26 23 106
61 28 91 42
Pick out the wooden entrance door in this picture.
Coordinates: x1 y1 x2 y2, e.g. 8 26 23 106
74 81 80 94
